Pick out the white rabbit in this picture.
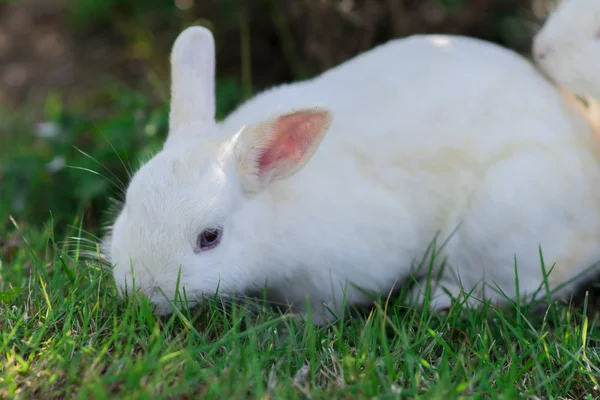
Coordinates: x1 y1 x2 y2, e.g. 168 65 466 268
533 0 600 102
102 26 600 324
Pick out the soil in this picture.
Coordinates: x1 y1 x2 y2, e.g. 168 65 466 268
0 0 549 115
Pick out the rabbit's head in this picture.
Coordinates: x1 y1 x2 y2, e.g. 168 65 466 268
103 26 332 315
533 0 600 100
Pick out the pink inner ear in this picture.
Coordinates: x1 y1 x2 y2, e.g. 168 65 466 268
257 111 328 175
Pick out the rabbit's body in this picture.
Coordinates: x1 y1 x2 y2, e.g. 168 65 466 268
533 0 600 102
105 29 600 323
218 35 600 312
533 0 600 136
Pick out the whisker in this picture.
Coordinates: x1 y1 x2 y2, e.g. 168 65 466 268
64 250 113 270
64 247 103 258
63 240 101 250
73 146 127 193
62 246 102 255
100 197 124 226
99 133 135 181
62 236 101 246
85 118 136 181
65 225 104 242
64 165 125 202
61 244 104 255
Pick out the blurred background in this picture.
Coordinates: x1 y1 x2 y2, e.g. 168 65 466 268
0 0 561 242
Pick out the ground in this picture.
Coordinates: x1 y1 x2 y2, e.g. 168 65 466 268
2 220 600 398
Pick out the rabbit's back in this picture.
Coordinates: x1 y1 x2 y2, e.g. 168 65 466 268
221 33 600 311
221 33 599 191
222 34 580 150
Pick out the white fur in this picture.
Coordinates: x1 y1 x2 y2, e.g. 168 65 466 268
104 26 600 324
533 0 600 100
167 26 216 147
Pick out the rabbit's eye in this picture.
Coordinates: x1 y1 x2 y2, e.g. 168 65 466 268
196 227 223 252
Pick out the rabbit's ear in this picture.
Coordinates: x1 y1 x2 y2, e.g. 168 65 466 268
235 108 332 193
167 26 216 143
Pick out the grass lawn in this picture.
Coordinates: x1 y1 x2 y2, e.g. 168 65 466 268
1 216 600 399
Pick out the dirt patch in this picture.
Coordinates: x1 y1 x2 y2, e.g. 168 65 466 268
0 0 549 115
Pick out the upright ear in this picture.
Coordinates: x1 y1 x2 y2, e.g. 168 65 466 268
167 26 216 144
234 108 333 193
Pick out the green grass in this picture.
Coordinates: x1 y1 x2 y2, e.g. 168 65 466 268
1 218 600 399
